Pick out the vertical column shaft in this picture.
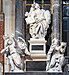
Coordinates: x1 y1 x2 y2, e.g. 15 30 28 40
15 0 24 39
52 0 60 40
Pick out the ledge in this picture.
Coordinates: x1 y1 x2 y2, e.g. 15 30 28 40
5 71 69 75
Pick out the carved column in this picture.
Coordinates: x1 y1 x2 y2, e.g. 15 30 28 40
52 0 60 40
15 0 25 39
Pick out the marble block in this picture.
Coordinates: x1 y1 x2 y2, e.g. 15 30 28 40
28 38 47 57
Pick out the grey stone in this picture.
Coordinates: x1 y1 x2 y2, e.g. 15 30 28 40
15 0 25 39
5 72 69 75
26 61 46 71
0 63 2 75
52 0 60 39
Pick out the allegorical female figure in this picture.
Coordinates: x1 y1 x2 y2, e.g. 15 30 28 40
25 2 51 38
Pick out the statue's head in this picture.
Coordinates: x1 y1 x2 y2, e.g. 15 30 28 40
52 38 59 46
35 3 40 9
17 37 26 49
31 2 40 10
60 42 66 53
3 33 15 46
7 39 13 45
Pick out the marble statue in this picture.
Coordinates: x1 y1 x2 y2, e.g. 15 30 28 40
46 38 66 72
25 2 51 38
14 36 30 56
1 34 30 72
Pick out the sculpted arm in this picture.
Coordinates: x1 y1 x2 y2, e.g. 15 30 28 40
1 46 9 54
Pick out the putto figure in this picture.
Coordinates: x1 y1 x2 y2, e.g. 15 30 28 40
46 38 66 72
1 34 30 72
25 2 51 38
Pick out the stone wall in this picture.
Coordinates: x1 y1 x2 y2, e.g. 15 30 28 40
0 13 4 63
0 13 4 75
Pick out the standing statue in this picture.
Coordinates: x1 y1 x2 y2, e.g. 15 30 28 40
25 2 51 38
1 34 30 72
46 38 66 72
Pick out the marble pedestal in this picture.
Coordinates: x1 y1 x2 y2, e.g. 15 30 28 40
28 38 47 58
26 38 47 71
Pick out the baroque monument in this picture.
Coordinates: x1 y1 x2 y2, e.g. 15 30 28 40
25 2 67 72
0 2 67 73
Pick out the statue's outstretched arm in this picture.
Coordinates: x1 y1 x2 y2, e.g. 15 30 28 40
1 46 9 54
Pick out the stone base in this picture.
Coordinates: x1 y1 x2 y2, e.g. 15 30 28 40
25 61 46 71
30 53 46 58
28 38 47 57
5 72 69 75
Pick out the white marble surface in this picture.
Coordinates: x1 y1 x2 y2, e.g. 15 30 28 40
3 0 15 36
46 38 67 72
1 34 30 72
28 38 46 57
